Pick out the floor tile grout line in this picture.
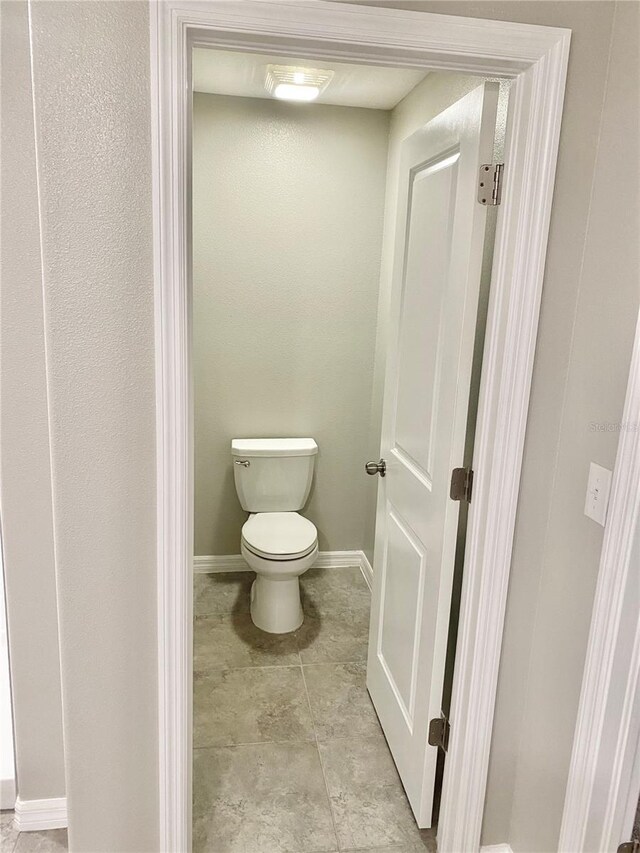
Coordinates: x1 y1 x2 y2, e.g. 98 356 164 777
196 661 302 670
300 663 342 852
299 661 319 739
194 662 302 672
193 736 319 751
195 658 368 669
194 733 386 751
195 658 367 671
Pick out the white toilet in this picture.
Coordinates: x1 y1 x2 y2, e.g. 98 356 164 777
232 437 319 634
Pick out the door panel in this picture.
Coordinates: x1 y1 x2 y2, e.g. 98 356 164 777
395 153 458 477
379 508 426 723
367 84 499 828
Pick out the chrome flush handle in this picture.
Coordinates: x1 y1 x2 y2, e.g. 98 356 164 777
234 459 250 467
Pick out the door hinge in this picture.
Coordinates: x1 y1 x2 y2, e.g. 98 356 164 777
450 467 473 503
428 714 450 752
478 163 504 206
617 842 640 853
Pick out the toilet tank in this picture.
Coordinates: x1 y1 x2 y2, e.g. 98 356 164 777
231 438 318 512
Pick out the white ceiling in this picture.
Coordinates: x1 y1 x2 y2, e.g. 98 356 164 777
192 48 428 110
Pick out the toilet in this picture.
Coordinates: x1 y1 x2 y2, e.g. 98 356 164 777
232 437 319 634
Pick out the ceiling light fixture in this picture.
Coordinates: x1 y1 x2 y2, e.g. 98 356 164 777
265 65 334 103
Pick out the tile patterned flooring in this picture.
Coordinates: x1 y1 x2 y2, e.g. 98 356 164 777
193 566 437 853
0 813 67 853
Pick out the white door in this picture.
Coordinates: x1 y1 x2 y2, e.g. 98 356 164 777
366 83 499 828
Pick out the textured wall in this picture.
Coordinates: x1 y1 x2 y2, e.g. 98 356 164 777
193 93 389 555
4 2 638 851
350 2 639 850
27 1 158 849
0 0 66 803
503 4 639 850
352 1 639 850
475 8 622 841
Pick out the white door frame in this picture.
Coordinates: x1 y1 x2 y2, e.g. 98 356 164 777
149 3 571 851
559 310 640 852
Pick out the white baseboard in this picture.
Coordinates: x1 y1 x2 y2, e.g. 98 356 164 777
193 554 247 573
359 551 373 589
313 550 361 569
480 845 513 853
14 796 67 831
194 549 374 589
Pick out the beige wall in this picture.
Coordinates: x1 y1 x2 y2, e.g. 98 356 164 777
355 2 639 851
0 0 66 804
3 2 638 851
497 4 639 850
193 93 389 555
18 1 159 850
356 2 639 851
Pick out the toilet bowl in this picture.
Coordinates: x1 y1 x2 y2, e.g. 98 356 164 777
241 512 318 633
231 437 319 634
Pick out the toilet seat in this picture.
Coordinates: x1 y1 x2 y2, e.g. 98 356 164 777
241 512 317 561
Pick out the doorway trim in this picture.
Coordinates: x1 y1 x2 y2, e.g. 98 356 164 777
149 3 571 851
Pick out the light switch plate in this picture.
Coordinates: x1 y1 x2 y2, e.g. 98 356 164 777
584 462 612 526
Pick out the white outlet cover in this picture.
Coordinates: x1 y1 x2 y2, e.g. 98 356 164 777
584 462 613 526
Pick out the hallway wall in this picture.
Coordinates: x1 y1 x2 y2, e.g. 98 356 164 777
4 1 159 849
352 1 640 850
352 2 639 850
3 2 638 850
496 4 639 849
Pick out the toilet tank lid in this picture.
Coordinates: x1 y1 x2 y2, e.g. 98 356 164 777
231 438 318 457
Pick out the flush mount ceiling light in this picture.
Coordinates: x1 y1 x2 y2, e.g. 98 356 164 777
265 65 334 102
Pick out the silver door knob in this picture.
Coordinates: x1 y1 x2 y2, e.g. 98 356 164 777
365 459 386 477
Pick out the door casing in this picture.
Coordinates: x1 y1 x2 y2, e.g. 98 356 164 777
149 3 571 851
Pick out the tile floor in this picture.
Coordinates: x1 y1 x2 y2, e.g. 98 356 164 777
0 812 67 853
193 565 437 853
